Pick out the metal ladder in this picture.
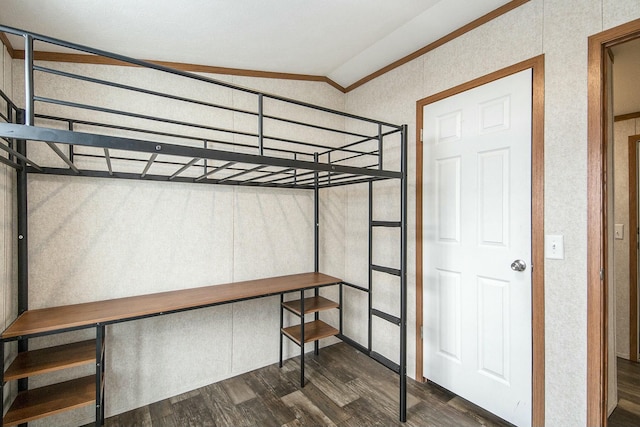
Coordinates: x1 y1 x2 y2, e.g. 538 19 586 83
367 176 407 420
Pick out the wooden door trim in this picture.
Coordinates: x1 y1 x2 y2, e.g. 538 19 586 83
415 54 545 427
628 134 640 364
588 18 640 427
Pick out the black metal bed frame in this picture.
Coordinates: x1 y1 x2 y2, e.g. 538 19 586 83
0 25 408 425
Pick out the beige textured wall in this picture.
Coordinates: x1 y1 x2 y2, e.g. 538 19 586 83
344 1 640 426
7 61 346 426
614 118 640 359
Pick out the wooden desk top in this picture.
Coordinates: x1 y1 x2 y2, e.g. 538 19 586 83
1 272 341 340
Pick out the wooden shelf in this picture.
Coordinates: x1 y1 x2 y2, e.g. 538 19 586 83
281 320 338 346
3 375 95 427
282 296 339 316
4 340 95 381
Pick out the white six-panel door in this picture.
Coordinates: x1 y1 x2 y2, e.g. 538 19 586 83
422 69 532 427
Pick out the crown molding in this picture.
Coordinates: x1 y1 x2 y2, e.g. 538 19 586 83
0 0 528 93
614 111 640 122
343 0 529 92
0 31 15 57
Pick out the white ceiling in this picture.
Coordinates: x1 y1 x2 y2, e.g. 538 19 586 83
1 0 511 88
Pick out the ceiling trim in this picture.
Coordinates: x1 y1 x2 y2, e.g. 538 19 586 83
9 49 348 92
0 32 15 57
615 111 640 122
0 0 528 94
343 0 529 92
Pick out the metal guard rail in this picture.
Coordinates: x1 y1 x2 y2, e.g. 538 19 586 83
0 25 405 189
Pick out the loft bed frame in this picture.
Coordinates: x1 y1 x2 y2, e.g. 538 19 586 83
0 25 408 426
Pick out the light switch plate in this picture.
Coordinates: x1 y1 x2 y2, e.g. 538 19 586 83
545 234 564 260
615 224 624 240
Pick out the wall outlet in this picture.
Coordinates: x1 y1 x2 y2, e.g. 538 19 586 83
545 234 564 260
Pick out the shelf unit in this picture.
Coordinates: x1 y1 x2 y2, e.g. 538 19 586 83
1 333 105 427
280 293 339 387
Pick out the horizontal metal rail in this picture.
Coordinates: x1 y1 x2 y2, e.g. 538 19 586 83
35 114 316 161
35 66 379 141
35 96 378 158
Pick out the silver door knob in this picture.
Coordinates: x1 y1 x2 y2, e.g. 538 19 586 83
511 260 526 272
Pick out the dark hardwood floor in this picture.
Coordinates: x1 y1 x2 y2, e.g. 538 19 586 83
609 357 640 427
96 343 513 427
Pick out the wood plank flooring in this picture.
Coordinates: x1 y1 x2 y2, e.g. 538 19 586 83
609 357 640 427
94 343 513 427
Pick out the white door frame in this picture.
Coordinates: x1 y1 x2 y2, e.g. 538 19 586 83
415 55 545 427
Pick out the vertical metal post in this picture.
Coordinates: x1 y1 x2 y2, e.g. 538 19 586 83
24 35 35 126
7 105 13 162
313 153 319 274
399 125 408 422
19 43 33 396
339 284 343 335
279 294 284 368
15 109 29 396
96 324 105 426
367 181 373 352
299 290 305 388
0 339 4 427
203 140 208 173
258 94 264 156
377 123 383 170
68 121 75 163
313 153 320 356
293 153 298 185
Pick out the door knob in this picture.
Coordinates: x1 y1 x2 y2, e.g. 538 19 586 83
511 259 526 272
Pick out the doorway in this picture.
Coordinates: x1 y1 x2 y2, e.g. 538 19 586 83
415 56 545 427
587 17 640 427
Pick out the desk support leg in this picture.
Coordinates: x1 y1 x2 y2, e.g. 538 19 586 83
300 290 305 388
0 341 4 427
314 287 319 356
279 294 284 368
96 324 106 426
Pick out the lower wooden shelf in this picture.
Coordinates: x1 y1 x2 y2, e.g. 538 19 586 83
3 375 95 427
4 340 95 381
281 320 338 346
282 296 339 316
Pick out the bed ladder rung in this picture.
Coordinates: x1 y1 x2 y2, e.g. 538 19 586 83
371 308 400 326
371 264 401 276
370 351 400 374
371 220 401 227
